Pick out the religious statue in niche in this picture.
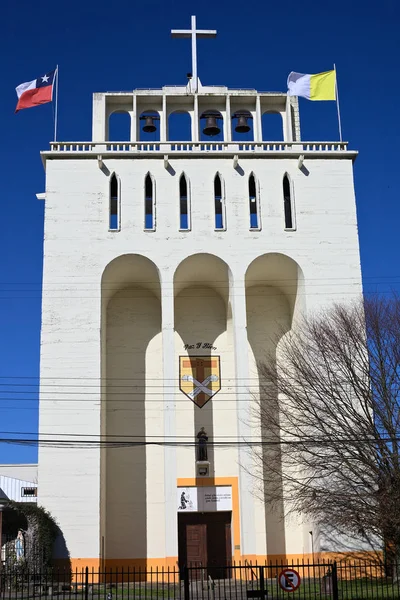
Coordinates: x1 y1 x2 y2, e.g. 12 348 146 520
15 529 25 560
197 427 208 461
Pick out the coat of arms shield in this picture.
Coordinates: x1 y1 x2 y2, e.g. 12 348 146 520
179 356 221 408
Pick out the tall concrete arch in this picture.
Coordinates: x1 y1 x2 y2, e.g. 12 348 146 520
173 254 233 479
245 252 304 560
100 254 162 566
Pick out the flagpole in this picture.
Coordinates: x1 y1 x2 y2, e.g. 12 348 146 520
334 63 343 142
53 66 59 142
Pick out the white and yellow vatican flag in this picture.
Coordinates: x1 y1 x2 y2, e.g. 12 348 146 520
287 70 336 101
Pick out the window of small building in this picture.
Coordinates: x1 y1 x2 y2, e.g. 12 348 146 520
21 487 37 497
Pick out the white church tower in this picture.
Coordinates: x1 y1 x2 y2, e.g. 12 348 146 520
38 17 362 571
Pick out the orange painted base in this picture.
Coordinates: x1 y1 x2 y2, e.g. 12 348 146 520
57 550 382 576
54 556 180 573
55 473 380 578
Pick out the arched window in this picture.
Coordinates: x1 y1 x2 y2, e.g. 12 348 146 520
283 173 295 230
108 111 131 142
262 111 284 141
232 110 254 142
200 111 224 142
214 173 225 230
144 174 155 230
168 111 192 141
139 110 160 142
109 173 120 231
249 173 260 230
179 174 190 230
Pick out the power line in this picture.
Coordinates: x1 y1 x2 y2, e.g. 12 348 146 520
0 376 276 382
0 396 264 404
0 287 378 297
0 382 268 388
0 274 398 286
0 397 259 404
2 288 398 301
0 436 397 449
0 431 268 438
3 431 399 443
0 276 400 289
0 393 266 400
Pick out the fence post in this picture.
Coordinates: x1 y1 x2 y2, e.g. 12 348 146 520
331 562 339 600
84 567 89 600
259 566 265 598
183 566 190 600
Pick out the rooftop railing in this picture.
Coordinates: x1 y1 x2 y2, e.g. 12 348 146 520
47 141 350 154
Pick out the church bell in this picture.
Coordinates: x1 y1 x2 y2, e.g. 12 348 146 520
234 113 251 134
202 114 221 137
141 115 157 133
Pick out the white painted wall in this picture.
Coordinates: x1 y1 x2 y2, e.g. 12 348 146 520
0 465 38 482
39 133 362 562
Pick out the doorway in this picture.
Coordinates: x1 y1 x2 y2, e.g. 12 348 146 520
178 512 232 579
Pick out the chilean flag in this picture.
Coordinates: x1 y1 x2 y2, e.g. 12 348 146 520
15 69 56 113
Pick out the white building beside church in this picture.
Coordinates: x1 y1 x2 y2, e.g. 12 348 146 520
37 18 362 571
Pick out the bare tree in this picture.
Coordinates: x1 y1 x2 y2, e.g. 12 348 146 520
251 295 400 561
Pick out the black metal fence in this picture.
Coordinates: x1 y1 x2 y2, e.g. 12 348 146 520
0 561 399 600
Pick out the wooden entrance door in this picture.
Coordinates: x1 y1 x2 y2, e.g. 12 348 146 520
186 523 207 578
206 514 232 579
178 512 232 579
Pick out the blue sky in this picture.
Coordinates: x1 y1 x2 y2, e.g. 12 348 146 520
0 0 399 463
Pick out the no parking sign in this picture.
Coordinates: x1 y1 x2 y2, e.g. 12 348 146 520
278 568 301 592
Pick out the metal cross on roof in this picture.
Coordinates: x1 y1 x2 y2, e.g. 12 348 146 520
171 16 217 93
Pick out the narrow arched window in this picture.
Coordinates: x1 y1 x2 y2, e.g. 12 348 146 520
214 174 225 230
144 174 155 230
179 174 190 230
283 174 294 230
109 173 120 231
249 173 260 230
